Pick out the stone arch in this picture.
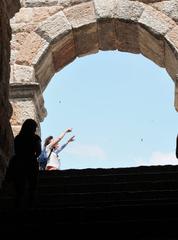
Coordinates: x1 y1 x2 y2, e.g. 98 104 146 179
10 0 178 135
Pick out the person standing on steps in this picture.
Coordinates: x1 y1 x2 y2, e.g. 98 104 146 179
176 134 178 159
45 128 75 170
7 118 41 208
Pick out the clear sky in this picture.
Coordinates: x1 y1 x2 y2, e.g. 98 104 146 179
41 51 178 170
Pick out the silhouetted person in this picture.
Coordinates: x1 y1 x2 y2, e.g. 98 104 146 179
176 135 178 159
10 119 41 208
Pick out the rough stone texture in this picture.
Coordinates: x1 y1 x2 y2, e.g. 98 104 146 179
16 32 49 65
139 5 176 36
138 5 176 67
151 0 178 23
10 83 47 125
8 0 178 149
64 2 98 56
21 0 92 8
139 26 165 67
93 0 118 50
0 0 177 191
34 48 55 91
12 64 36 83
115 1 146 53
10 99 38 127
36 11 72 43
130 0 167 3
0 0 20 186
52 33 76 71
175 75 178 111
165 26 178 82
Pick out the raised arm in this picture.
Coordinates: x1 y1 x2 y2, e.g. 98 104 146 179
55 135 75 154
49 128 72 148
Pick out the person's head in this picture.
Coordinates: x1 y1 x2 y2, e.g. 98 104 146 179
44 136 53 147
19 118 37 135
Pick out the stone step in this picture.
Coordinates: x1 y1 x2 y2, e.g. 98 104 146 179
1 165 178 236
3 177 178 197
36 179 178 194
38 168 178 185
35 189 178 207
1 202 178 227
38 165 178 177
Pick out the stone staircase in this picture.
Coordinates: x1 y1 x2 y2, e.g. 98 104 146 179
0 165 178 237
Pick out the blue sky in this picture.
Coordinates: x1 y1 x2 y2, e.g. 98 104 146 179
41 51 178 170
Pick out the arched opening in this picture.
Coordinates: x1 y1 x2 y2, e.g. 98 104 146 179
41 51 178 169
9 0 178 168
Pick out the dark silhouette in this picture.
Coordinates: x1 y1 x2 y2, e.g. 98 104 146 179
176 135 178 159
7 118 41 208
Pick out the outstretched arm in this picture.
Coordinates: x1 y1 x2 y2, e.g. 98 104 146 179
55 135 75 154
67 135 75 143
50 128 72 148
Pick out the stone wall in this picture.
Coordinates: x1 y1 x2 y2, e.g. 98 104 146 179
0 0 177 186
0 0 20 186
9 0 178 130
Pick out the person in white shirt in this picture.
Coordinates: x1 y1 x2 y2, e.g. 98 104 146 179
45 128 75 170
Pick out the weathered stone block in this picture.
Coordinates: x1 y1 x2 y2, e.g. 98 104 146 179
116 0 145 21
52 33 76 71
130 0 166 3
151 1 178 23
64 2 96 28
165 26 178 81
138 5 176 37
23 0 59 7
94 0 118 18
115 21 140 53
36 11 72 44
75 23 99 56
12 64 36 83
34 48 55 91
138 5 176 67
97 19 116 50
15 7 33 23
10 99 38 126
16 32 49 65
32 6 64 23
115 1 145 53
64 2 98 56
139 26 164 67
93 0 118 50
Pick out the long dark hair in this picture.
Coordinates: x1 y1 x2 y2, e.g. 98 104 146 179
19 119 37 135
44 136 53 147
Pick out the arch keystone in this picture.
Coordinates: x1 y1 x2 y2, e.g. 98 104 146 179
93 0 118 50
115 1 145 53
64 2 99 56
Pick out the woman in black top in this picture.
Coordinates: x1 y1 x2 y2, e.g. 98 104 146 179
11 118 41 208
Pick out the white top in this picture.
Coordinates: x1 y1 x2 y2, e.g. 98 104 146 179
45 143 68 169
45 144 60 169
